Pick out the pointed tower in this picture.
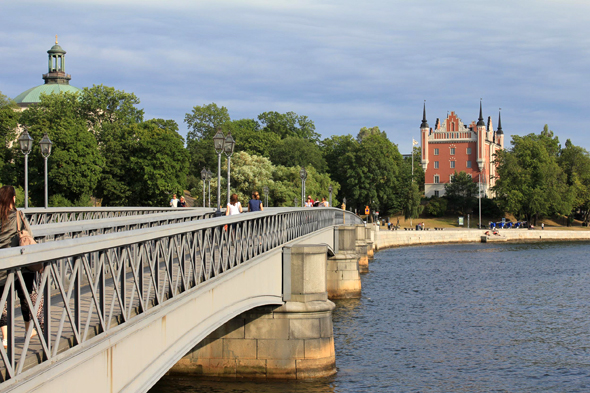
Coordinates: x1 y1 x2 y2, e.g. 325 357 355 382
496 109 504 149
476 100 486 172
420 101 429 171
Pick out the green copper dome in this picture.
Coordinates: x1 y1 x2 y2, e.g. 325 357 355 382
14 38 82 108
14 84 81 107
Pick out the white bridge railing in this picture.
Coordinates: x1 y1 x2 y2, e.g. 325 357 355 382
0 208 362 384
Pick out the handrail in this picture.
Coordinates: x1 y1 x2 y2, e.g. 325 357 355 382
0 208 362 381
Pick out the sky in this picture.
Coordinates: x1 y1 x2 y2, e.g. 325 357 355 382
2 0 590 153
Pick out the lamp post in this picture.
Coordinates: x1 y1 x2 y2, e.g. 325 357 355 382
328 185 333 207
299 167 307 207
223 133 235 207
294 197 297 207
201 168 207 208
263 186 269 207
18 129 34 208
213 128 225 215
39 133 53 209
207 170 212 208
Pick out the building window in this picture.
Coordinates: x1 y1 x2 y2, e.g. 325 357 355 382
449 174 454 183
466 147 471 155
434 148 439 155
434 190 440 197
467 160 472 168
450 161 455 169
434 175 440 184
450 147 455 155
434 161 439 169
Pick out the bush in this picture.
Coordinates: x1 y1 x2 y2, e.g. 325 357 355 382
479 197 502 218
426 197 448 217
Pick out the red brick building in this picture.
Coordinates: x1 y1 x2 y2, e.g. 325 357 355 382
420 102 504 198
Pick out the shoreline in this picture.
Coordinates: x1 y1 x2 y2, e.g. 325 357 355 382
374 228 590 251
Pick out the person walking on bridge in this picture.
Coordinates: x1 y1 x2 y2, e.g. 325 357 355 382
226 193 243 216
0 185 44 348
248 191 264 212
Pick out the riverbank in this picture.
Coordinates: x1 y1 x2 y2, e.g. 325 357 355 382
374 228 590 250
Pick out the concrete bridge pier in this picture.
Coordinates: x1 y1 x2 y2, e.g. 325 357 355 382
169 244 336 380
365 226 376 259
354 225 370 273
326 226 362 299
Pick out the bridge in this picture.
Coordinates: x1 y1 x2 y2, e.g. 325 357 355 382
0 207 370 392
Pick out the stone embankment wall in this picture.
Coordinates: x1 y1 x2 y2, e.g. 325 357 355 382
375 229 590 250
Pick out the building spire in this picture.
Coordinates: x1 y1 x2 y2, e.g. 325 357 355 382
497 108 503 134
477 99 485 127
420 100 429 129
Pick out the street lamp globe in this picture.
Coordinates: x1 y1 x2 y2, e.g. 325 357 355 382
223 133 235 157
40 133 53 158
18 129 34 155
213 128 225 154
299 167 307 181
201 168 207 181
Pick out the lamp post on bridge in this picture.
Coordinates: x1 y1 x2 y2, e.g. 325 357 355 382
299 167 307 207
213 129 225 215
263 186 269 207
294 197 297 207
223 133 235 207
18 128 34 208
40 133 53 209
328 185 333 207
206 170 212 208
201 168 207 208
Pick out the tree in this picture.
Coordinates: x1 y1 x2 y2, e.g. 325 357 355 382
125 120 189 206
357 126 381 142
184 103 231 174
258 111 319 142
0 91 20 184
19 92 104 206
444 171 478 215
224 119 280 158
558 139 590 225
269 136 327 172
402 181 423 226
493 129 573 224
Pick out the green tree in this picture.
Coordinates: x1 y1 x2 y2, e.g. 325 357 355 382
184 103 231 174
493 130 573 224
269 136 327 172
224 119 280 158
356 126 381 142
125 120 189 206
558 139 590 225
258 111 319 142
444 171 478 215
0 91 20 184
19 92 104 206
402 181 423 226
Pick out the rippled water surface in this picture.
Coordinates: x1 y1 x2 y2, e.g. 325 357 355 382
151 241 590 392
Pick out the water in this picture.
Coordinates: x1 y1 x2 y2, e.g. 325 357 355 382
151 241 590 392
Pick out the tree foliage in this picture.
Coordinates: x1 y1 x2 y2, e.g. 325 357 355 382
492 126 573 223
258 111 319 142
444 171 478 215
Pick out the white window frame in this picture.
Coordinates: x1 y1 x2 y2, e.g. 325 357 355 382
466 147 471 155
450 147 456 155
450 161 455 169
434 161 439 169
434 148 439 156
467 160 472 168
434 175 440 184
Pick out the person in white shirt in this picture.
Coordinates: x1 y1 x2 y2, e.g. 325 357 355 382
226 194 243 215
170 194 179 207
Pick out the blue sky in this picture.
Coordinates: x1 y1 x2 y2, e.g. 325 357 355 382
2 0 590 153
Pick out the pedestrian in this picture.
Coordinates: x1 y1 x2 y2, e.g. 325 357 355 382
178 196 187 207
305 196 313 207
226 193 243 215
320 197 329 207
0 185 44 348
248 191 264 212
542 222 545 230
170 194 179 207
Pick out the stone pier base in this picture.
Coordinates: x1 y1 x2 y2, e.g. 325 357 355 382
169 301 336 379
327 252 361 299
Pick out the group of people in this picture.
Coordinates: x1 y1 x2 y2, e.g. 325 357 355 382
226 191 264 215
305 195 329 207
169 194 187 207
0 185 43 348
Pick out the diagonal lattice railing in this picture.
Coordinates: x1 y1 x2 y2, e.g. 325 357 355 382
23 207 215 226
31 210 217 243
0 208 362 382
